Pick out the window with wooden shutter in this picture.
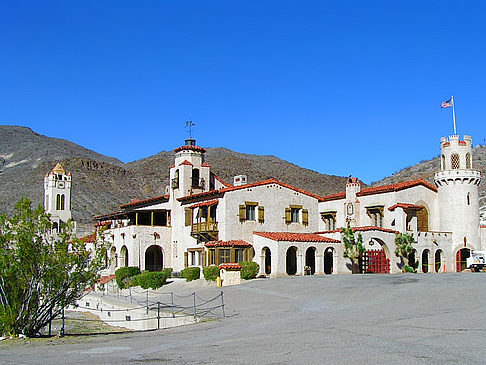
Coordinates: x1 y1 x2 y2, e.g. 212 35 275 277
201 251 207 267
184 252 188 268
184 208 192 226
258 206 265 223
302 209 309 226
239 205 246 222
285 208 291 224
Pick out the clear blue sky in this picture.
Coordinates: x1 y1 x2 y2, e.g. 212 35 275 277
1 1 485 184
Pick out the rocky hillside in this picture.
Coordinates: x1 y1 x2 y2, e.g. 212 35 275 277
0 126 349 223
371 145 486 222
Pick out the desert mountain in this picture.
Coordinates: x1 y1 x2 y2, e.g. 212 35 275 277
0 126 349 223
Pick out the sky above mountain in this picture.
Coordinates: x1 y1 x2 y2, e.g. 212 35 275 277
1 1 485 184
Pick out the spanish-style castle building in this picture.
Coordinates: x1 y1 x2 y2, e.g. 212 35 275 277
49 134 486 276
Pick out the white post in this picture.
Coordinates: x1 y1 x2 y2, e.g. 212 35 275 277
452 96 457 135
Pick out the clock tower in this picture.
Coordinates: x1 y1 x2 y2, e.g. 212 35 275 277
44 163 72 229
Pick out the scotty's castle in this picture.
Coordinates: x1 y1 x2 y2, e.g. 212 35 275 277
45 133 486 276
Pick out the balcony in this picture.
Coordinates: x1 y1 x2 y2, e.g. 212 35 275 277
191 220 218 241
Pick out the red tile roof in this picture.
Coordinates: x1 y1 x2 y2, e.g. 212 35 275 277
218 263 242 271
321 179 437 202
388 203 424 211
179 160 193 166
481 225 486 229
189 199 219 209
201 162 211 167
253 231 340 243
321 191 346 202
78 233 95 243
178 178 322 202
316 226 398 234
120 194 169 209
212 173 232 187
178 189 222 202
97 275 115 285
458 141 467 146
205 240 252 248
173 145 206 153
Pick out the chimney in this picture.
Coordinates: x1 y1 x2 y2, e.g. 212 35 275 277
233 175 248 186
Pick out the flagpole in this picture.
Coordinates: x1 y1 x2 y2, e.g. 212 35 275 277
451 95 457 135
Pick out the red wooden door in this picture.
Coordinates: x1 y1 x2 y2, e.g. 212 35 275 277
362 249 390 274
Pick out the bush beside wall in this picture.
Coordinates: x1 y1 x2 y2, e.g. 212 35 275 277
239 261 259 280
180 267 200 282
203 266 219 281
132 271 169 290
115 266 141 289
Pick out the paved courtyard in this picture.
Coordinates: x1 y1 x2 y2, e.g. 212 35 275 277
2 273 486 364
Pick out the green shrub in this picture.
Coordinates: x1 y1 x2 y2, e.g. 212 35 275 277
239 261 259 280
203 266 219 281
403 264 416 273
115 266 141 289
162 267 173 278
133 271 169 290
180 267 200 282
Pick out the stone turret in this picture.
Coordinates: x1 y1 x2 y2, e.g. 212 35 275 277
434 135 481 250
44 163 72 228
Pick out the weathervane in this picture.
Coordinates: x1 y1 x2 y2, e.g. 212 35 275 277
185 119 195 139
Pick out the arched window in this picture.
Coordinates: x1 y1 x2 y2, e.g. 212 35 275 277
466 153 471 169
192 168 200 188
451 153 460 169
56 194 61 210
417 206 429 232
60 195 65 210
441 154 445 170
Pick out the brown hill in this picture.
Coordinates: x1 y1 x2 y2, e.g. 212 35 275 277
371 145 486 222
0 126 350 223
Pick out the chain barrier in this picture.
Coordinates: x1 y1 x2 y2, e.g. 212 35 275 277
45 289 226 336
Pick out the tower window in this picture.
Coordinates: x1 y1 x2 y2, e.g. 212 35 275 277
192 168 200 188
467 193 470 206
56 194 61 210
466 153 471 169
451 154 460 169
61 194 65 210
441 154 445 170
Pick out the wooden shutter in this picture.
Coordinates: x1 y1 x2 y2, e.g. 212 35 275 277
201 251 207 267
184 252 188 268
285 208 291 224
258 206 265 223
239 205 246 222
184 208 192 226
302 209 309 226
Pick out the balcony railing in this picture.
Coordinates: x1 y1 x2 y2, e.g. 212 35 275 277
191 221 218 234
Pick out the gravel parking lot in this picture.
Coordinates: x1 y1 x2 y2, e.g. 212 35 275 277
2 273 486 364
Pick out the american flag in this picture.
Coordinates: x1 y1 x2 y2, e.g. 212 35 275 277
441 99 453 108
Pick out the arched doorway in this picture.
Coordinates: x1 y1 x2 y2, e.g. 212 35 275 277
456 248 471 272
305 247 316 275
286 246 297 275
435 250 442 273
422 249 429 273
145 245 163 272
109 247 117 273
361 238 390 274
120 245 129 267
262 247 271 275
408 249 418 271
324 248 334 274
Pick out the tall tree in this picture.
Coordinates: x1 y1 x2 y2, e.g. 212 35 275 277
341 225 365 273
394 232 416 273
0 198 108 337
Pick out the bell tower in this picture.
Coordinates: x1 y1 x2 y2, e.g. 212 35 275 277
434 135 481 249
44 163 72 226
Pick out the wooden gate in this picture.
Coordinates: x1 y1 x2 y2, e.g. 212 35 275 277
361 249 390 274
